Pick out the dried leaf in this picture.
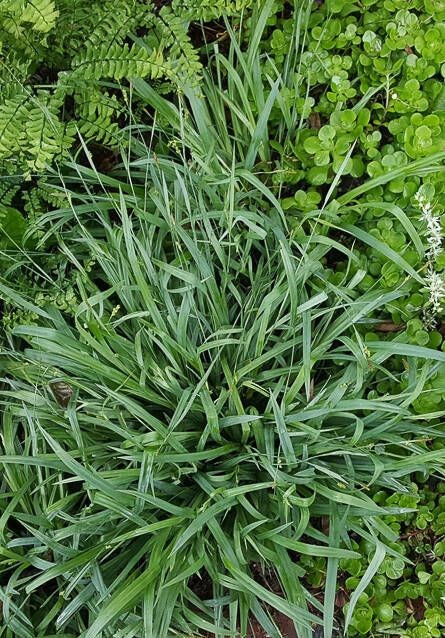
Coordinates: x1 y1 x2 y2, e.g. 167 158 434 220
50 381 73 407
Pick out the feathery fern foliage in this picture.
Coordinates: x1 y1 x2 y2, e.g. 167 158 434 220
0 0 252 173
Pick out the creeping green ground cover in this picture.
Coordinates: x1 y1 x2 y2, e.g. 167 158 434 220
1 1 445 637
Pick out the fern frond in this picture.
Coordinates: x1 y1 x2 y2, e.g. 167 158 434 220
0 93 29 158
155 7 202 82
0 91 75 174
83 0 143 49
0 58 32 94
0 177 21 207
23 178 68 222
53 0 153 58
75 88 122 145
171 0 252 21
46 0 93 60
71 42 168 81
0 14 24 41
22 0 59 33
0 0 24 12
25 93 73 172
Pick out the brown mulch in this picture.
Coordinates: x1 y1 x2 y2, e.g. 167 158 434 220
245 614 298 638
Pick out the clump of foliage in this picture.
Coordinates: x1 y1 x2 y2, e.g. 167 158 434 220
2 136 445 637
339 480 445 637
3 0 445 337
297 479 445 636
1 1 445 637
260 0 445 330
0 0 251 175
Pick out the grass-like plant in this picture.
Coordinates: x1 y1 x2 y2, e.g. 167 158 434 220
1 5 445 637
1 133 445 637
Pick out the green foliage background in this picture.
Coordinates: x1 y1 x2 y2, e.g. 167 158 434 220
261 0 445 335
1 0 445 637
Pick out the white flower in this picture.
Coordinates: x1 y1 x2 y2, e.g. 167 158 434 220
422 309 437 331
415 190 443 260
425 268 445 314
414 189 444 329
423 268 445 330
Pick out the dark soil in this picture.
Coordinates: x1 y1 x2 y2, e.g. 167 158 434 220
246 613 298 638
205 616 340 637
194 562 343 638
203 613 300 638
